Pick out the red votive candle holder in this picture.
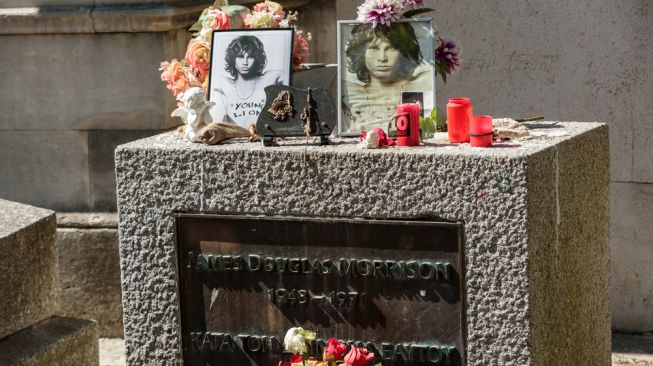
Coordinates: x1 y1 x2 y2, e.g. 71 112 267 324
470 115 493 147
396 103 421 146
447 98 472 143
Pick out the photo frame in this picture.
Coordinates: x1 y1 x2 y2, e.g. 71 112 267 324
208 28 294 128
337 18 436 136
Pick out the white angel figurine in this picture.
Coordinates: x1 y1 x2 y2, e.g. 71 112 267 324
171 87 216 142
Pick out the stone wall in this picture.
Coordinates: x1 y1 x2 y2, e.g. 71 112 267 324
0 0 203 212
57 213 123 338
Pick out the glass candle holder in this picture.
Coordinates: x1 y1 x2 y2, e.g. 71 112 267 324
396 103 421 146
447 98 472 143
470 115 493 147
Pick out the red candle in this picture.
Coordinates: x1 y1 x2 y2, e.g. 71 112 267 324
447 98 472 143
470 115 493 147
396 103 420 146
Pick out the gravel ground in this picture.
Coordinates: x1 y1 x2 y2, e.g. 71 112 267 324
99 334 653 366
99 339 126 366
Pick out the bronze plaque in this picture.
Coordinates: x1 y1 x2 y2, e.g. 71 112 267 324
175 214 465 366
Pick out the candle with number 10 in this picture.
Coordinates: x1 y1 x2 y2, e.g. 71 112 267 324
396 103 420 146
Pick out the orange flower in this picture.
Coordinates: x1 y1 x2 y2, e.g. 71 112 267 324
184 39 211 82
160 59 191 97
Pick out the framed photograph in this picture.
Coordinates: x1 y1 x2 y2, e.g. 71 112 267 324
208 28 294 128
337 18 436 136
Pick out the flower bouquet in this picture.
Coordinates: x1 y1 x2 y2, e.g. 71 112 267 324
281 327 381 366
159 0 311 106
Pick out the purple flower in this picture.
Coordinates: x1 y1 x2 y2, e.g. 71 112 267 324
436 36 461 72
356 0 404 28
401 0 424 10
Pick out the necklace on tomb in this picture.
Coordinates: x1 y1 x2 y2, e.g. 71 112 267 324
235 77 258 100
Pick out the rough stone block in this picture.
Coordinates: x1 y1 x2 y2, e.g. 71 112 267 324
57 213 123 338
0 316 98 366
115 122 611 365
610 181 653 331
0 199 58 340
0 131 90 211
89 130 166 211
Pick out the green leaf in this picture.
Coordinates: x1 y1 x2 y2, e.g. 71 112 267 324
221 5 249 17
433 107 447 131
188 8 209 31
403 8 434 18
435 62 452 83
298 329 316 341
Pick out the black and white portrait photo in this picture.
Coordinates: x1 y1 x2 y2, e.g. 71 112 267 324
209 29 293 128
337 19 436 136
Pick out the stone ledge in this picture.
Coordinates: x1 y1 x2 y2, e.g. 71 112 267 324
0 316 98 366
0 198 54 239
116 121 604 159
0 2 206 34
57 212 118 229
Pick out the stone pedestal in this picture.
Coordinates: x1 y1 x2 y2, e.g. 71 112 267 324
0 317 98 366
115 122 610 365
0 199 58 340
0 199 99 365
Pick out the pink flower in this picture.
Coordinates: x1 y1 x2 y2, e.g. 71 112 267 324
253 1 285 16
324 338 347 361
356 0 404 28
343 345 375 366
292 30 312 69
159 59 191 97
402 0 424 10
203 7 230 30
184 39 211 82
435 35 462 73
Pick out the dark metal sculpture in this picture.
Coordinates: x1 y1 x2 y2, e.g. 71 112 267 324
267 90 293 122
256 85 336 146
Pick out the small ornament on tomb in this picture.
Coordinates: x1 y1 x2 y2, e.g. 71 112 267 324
268 90 293 121
256 85 336 146
171 87 215 143
299 88 315 136
196 122 251 145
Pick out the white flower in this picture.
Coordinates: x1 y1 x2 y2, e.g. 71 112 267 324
283 327 315 354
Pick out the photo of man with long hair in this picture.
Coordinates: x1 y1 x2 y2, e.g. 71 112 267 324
210 30 293 128
339 20 435 134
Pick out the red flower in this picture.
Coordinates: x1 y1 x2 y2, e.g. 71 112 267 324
343 345 375 366
324 338 347 361
278 355 303 366
360 128 396 147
